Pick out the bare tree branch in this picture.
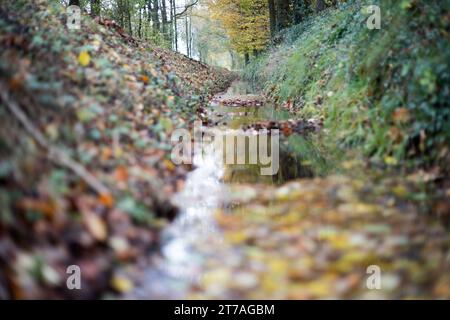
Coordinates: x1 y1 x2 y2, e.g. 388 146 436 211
0 83 111 197
174 0 198 18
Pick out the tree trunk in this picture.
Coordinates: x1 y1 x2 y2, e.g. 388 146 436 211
292 0 303 24
138 6 142 38
117 0 124 27
69 0 80 6
169 0 174 48
275 0 290 32
146 1 152 39
189 15 192 56
152 0 160 33
316 0 325 12
244 52 250 65
147 0 152 23
172 0 178 51
229 50 236 70
126 0 132 36
185 16 189 57
268 0 276 38
161 0 168 39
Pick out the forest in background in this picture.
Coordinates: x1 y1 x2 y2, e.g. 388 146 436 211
62 0 346 67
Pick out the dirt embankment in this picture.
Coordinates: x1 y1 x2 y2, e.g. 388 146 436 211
0 0 234 299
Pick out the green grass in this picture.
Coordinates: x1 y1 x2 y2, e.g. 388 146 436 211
244 0 450 174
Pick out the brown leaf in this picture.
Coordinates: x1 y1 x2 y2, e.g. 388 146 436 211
77 196 109 241
392 107 410 123
113 166 129 182
98 193 114 208
140 75 149 84
18 197 58 218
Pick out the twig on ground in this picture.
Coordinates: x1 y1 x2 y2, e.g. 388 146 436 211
0 83 111 196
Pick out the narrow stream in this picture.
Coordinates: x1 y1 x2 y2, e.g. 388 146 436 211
129 81 308 298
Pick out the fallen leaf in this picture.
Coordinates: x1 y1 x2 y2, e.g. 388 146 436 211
392 107 410 123
140 74 149 84
84 211 107 241
18 197 58 218
78 51 91 67
163 159 176 171
111 275 134 293
384 156 398 166
98 193 114 208
113 166 129 182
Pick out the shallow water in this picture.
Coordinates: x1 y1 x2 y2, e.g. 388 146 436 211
129 81 308 298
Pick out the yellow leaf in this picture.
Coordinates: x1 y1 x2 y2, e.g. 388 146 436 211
111 275 134 293
226 230 247 244
261 276 279 293
268 259 288 274
78 51 91 67
328 234 349 250
384 156 398 166
163 159 176 171
393 185 407 197
202 269 231 288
